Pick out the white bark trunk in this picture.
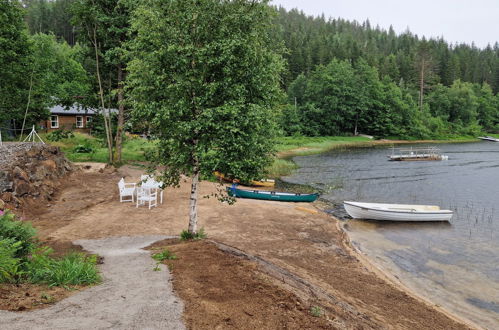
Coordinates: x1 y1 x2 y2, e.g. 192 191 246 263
188 168 199 234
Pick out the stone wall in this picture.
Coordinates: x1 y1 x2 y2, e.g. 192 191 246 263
0 143 73 209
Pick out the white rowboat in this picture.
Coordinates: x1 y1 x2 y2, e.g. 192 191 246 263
477 136 499 142
343 201 453 222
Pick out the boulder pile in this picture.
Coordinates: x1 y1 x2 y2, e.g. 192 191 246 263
0 143 73 209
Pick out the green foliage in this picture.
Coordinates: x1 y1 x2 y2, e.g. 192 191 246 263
180 228 207 241
0 211 37 260
128 0 284 186
46 129 75 141
0 0 32 125
0 239 23 283
152 249 177 261
0 211 100 287
27 248 100 287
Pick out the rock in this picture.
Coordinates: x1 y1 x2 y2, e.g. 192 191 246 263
13 166 29 181
1 192 13 202
14 180 32 196
0 144 73 207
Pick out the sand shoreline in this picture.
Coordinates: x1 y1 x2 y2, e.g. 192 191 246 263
4 164 473 328
334 220 481 329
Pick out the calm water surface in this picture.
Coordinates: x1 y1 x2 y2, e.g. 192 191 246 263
284 142 499 328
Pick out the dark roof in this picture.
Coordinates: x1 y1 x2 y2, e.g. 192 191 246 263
49 104 117 115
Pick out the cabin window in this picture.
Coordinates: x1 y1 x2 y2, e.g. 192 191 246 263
86 116 92 127
76 116 84 128
50 115 59 128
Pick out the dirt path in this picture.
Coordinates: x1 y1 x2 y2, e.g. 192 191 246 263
0 235 185 330
7 165 472 329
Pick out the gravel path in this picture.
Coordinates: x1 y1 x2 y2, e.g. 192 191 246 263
0 236 185 330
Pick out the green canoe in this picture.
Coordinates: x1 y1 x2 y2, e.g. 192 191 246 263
227 186 319 202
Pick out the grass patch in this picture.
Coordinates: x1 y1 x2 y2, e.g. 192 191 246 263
266 158 298 178
180 228 207 240
275 136 371 153
27 248 101 287
39 132 155 163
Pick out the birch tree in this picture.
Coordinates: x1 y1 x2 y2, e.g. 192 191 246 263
127 0 284 234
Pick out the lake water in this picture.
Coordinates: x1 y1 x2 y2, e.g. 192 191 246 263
284 142 499 329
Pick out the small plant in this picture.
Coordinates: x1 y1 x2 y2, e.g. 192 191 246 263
0 210 37 259
180 228 207 241
153 263 161 271
152 249 177 261
0 238 22 283
73 144 94 153
40 292 54 303
46 129 74 142
310 306 323 317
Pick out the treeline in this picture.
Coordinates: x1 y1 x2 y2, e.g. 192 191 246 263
274 8 499 93
3 1 499 140
282 59 497 138
275 8 499 137
0 1 90 130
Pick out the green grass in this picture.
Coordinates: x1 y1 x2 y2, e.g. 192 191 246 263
275 136 371 153
27 249 101 287
40 132 155 163
180 228 207 240
0 211 100 287
152 249 178 261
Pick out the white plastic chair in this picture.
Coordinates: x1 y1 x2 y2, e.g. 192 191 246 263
141 175 164 204
136 187 158 209
118 178 136 203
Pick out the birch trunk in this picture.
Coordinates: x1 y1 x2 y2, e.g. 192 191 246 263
115 64 125 163
419 58 425 111
92 25 113 164
188 156 200 234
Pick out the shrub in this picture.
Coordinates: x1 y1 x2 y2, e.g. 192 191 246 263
47 129 75 142
180 228 207 240
0 239 23 283
0 211 37 259
73 144 94 153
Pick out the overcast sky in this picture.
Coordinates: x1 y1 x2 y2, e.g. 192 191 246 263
271 0 499 48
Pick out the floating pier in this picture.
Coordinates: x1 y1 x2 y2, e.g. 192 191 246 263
388 146 448 161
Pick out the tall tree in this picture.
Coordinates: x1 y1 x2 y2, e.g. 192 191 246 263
0 0 31 127
72 0 130 163
127 0 284 234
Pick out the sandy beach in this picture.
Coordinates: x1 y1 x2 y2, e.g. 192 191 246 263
2 163 475 329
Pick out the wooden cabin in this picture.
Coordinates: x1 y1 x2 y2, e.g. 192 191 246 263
40 104 97 133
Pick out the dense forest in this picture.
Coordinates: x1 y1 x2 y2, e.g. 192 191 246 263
2 0 498 139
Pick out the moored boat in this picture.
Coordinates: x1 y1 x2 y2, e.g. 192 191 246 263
343 201 453 222
477 136 499 142
227 186 319 202
214 171 275 187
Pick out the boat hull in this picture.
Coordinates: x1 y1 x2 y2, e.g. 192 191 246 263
344 201 453 222
227 187 318 202
478 136 499 142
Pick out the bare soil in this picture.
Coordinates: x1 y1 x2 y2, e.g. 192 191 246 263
0 283 78 312
6 163 472 329
149 240 333 329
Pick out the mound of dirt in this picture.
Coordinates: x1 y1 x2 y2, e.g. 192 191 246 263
0 143 73 209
